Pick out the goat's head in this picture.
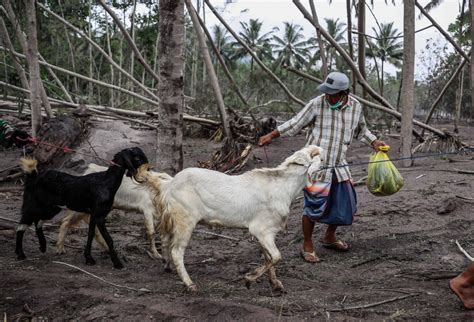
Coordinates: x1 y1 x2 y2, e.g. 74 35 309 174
113 147 149 182
283 145 324 180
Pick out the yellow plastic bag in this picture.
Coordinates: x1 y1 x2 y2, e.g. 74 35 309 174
367 145 404 196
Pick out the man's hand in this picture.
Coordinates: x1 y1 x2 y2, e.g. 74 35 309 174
258 130 280 146
371 139 387 151
7 129 31 148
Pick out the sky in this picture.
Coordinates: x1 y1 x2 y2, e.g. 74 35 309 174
202 0 462 78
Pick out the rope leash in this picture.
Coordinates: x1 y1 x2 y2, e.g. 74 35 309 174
318 146 474 171
263 145 270 167
17 136 121 167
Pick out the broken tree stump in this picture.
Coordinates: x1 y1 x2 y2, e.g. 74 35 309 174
32 115 84 166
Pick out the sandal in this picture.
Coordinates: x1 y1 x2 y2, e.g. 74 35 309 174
300 249 320 263
322 240 349 252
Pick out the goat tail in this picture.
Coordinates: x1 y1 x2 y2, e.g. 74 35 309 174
158 197 175 236
19 157 38 177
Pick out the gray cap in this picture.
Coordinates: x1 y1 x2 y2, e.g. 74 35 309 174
318 72 349 95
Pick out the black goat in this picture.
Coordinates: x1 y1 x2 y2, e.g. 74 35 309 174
15 147 149 269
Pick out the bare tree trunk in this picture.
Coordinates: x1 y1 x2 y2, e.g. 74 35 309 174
88 0 93 103
186 0 231 138
454 1 466 134
401 0 415 167
454 68 464 133
381 59 384 97
0 17 30 91
57 0 78 93
424 58 467 127
200 0 207 85
358 0 366 109
130 0 137 84
24 0 42 135
309 0 328 78
471 0 474 121
105 11 114 107
3 0 52 117
151 32 160 90
157 0 185 174
346 0 355 93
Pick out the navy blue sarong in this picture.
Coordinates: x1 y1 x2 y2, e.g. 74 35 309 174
303 173 357 226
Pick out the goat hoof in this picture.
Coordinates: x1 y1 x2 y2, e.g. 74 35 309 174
17 254 26 260
85 258 96 266
272 285 286 294
39 246 46 253
187 284 198 292
147 250 162 260
272 280 285 293
164 266 172 273
114 262 124 269
56 248 66 255
245 279 253 289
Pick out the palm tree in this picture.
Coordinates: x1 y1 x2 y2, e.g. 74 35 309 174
157 0 185 174
366 22 403 96
211 24 233 66
272 22 311 69
323 18 346 71
232 18 274 71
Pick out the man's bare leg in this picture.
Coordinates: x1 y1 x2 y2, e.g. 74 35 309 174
301 216 319 262
322 224 349 251
450 262 474 309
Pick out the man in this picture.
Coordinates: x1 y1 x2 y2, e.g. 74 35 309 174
450 262 474 309
258 72 385 263
0 119 31 148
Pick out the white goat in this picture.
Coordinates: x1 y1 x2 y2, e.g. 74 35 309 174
157 145 323 292
56 163 172 259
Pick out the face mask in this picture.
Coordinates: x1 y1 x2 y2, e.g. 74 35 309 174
326 96 344 110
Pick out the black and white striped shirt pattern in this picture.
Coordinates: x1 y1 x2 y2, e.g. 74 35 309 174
277 94 377 183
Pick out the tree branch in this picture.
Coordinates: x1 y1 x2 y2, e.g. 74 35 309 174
36 2 159 102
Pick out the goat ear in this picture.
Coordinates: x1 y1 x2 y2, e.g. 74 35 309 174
120 149 136 177
290 152 311 167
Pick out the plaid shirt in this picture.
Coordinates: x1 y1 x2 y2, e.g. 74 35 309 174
277 94 377 183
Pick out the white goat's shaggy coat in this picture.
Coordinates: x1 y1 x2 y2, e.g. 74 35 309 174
56 164 172 258
158 145 323 291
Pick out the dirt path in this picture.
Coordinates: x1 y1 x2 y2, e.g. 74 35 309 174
1 119 473 320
